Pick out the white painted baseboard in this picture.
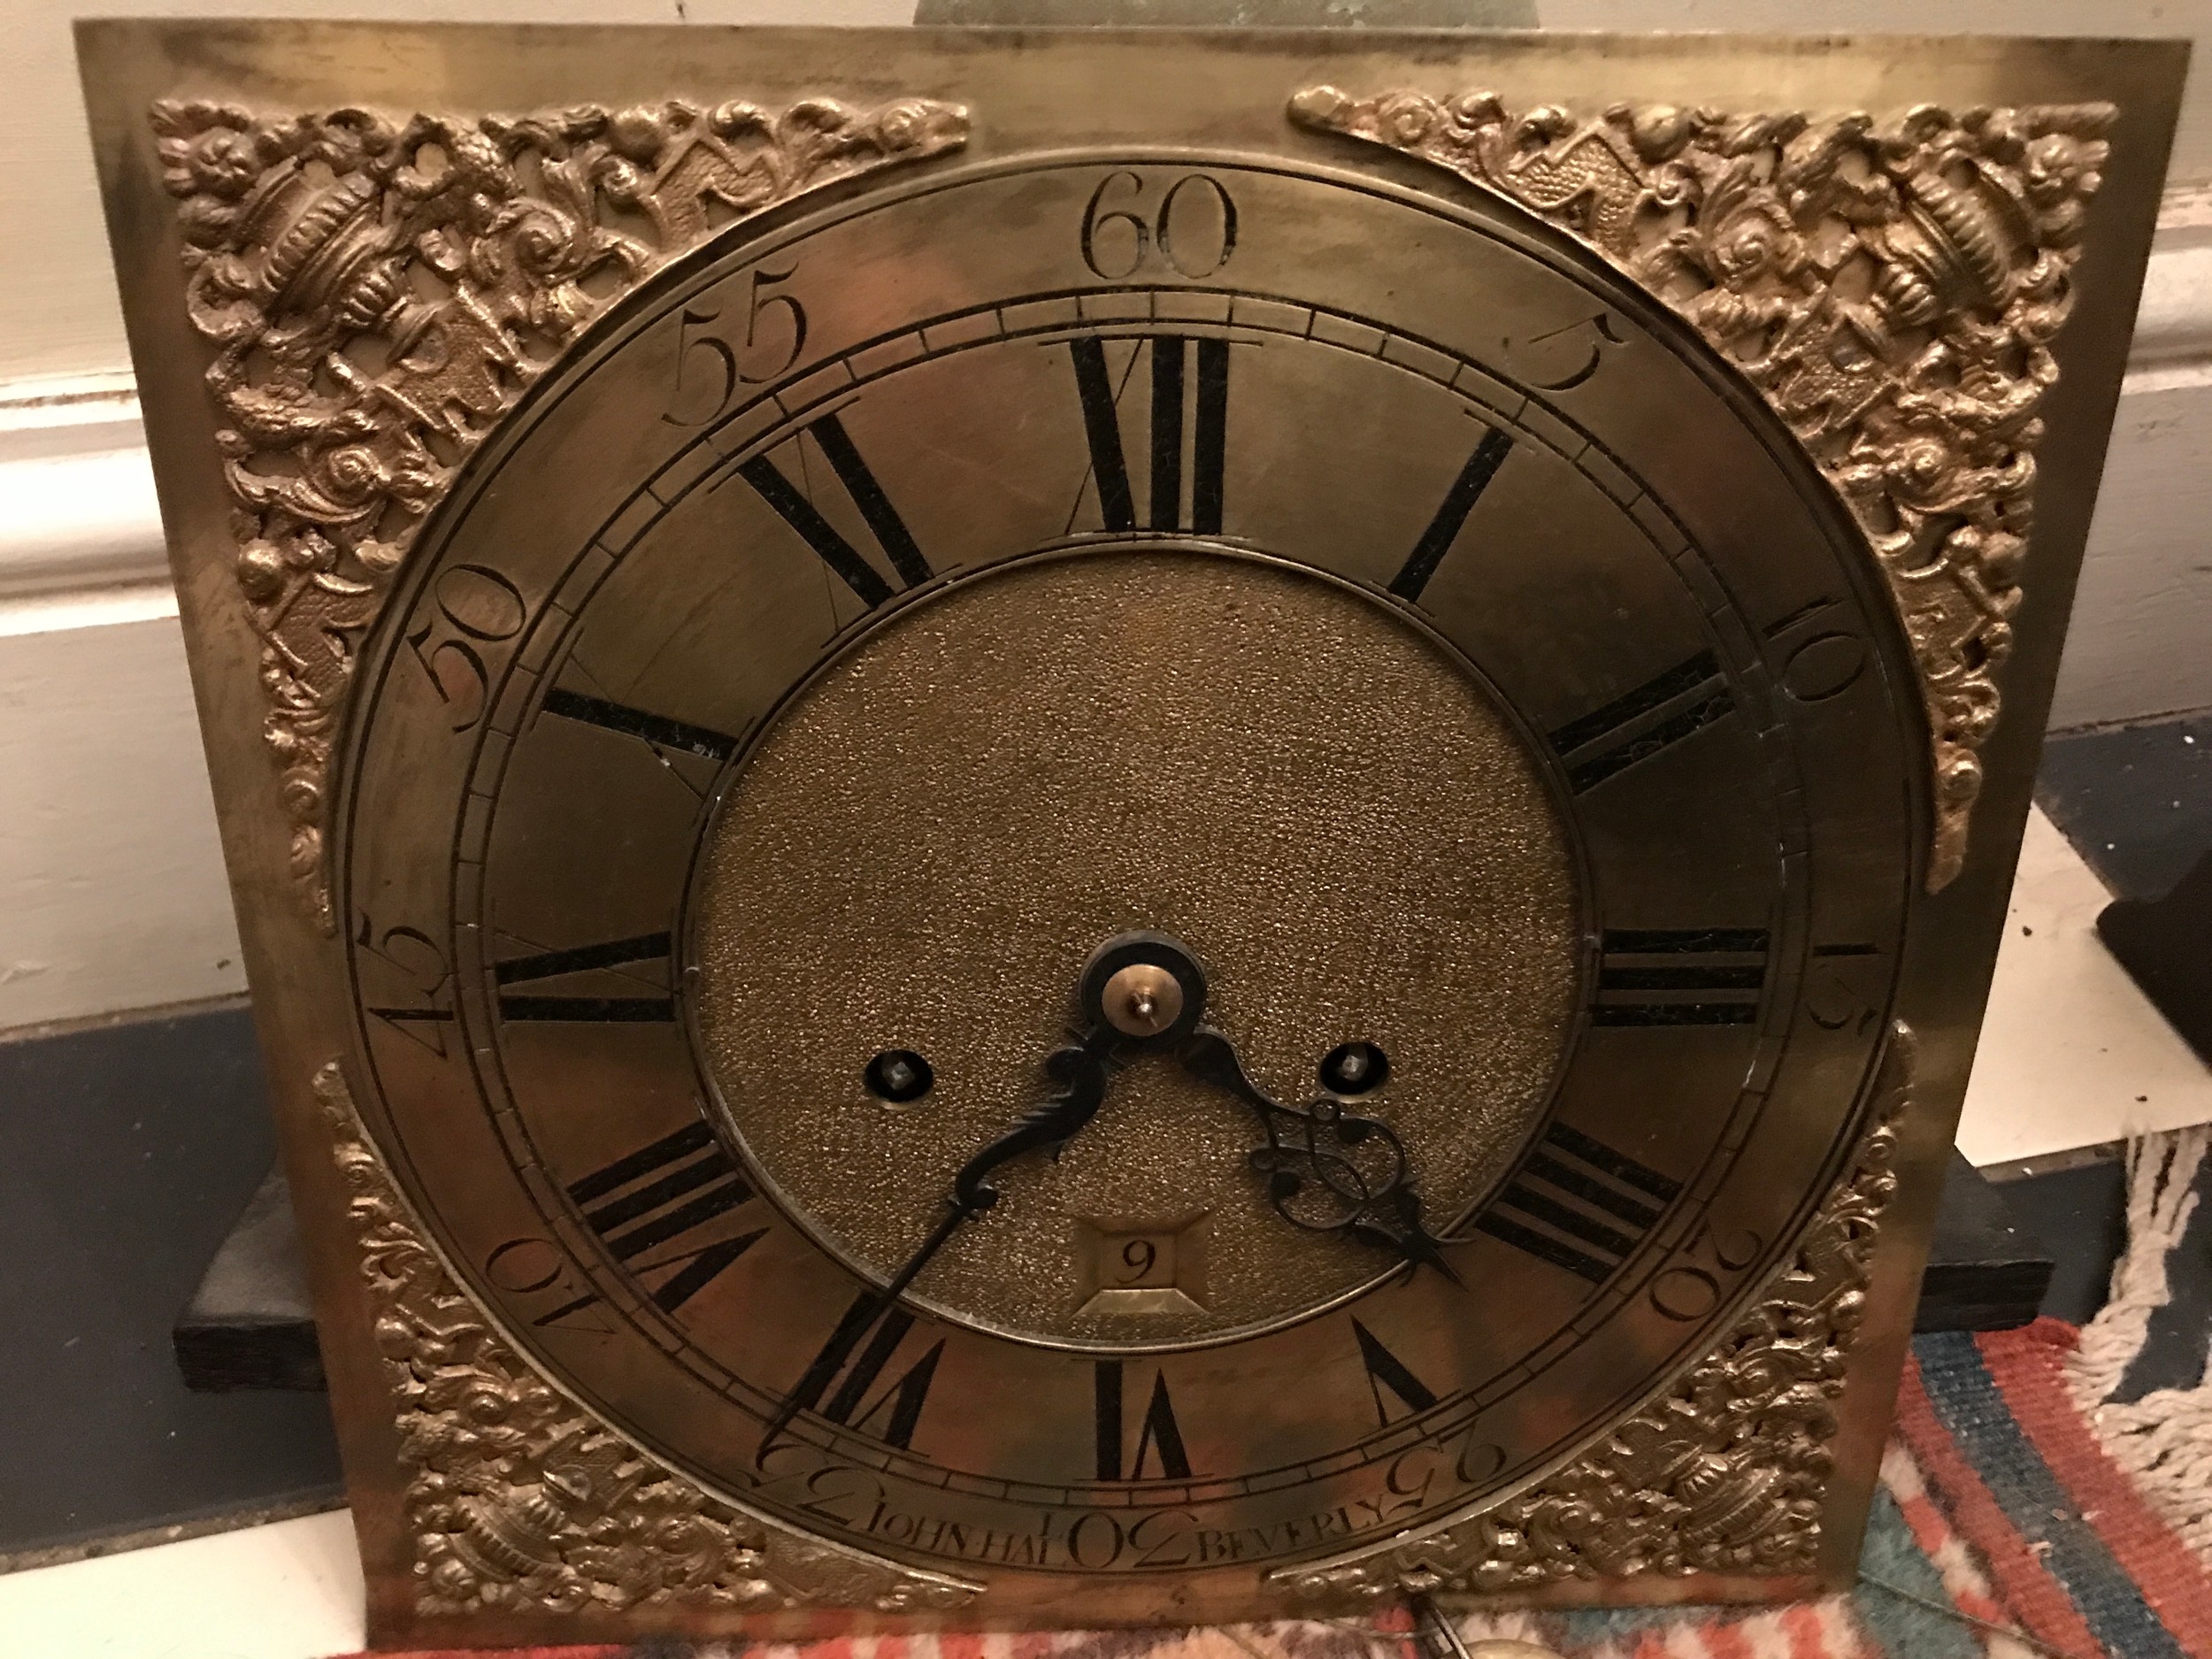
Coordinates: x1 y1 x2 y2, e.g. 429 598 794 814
0 585 247 1028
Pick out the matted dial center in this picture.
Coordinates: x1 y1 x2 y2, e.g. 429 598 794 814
686 548 1581 1348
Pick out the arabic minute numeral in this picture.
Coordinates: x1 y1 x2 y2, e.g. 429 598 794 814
1763 595 1870 703
1508 312 1624 391
355 914 455 1057
663 267 809 426
1808 941 1886 1035
481 1236 614 1337
403 564 527 733
1648 1219 1765 1324
1079 171 1238 280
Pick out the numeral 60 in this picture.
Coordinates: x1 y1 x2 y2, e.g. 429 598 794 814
1080 171 1239 281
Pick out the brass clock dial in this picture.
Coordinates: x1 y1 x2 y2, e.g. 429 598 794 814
339 153 1916 1586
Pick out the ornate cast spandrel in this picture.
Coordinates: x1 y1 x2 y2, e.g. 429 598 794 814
150 96 970 928
313 1062 981 1618
1289 87 2115 890
1271 1022 1915 1598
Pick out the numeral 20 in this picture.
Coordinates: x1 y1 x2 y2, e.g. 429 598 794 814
1080 172 1239 280
1647 1220 1764 1323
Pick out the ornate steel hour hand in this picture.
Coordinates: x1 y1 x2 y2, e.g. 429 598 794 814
1180 1024 1462 1286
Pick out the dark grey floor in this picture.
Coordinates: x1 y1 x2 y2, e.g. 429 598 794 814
2039 710 2212 902
0 1007 342 1565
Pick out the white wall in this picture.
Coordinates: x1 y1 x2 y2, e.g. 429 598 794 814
2 0 919 388
1 0 2208 1033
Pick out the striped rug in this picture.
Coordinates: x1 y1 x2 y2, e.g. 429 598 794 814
349 1322 2212 1659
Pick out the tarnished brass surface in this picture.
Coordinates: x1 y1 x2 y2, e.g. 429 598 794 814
317 1060 979 1617
1290 88 2115 890
692 549 1578 1347
148 94 968 925
81 19 2183 1648
1277 1022 1915 1597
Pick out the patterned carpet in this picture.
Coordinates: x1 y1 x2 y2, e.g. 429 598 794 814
347 1133 2212 1659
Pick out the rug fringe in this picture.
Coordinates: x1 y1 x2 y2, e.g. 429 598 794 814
2064 1125 2212 1568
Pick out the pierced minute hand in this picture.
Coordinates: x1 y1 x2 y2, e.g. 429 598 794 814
760 1035 1114 1451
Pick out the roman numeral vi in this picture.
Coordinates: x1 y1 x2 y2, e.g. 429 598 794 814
1094 1361 1194 1481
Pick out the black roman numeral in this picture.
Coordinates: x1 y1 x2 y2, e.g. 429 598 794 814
1389 426 1516 601
1352 1319 1439 1427
1070 334 1228 536
1547 650 1735 793
541 687 739 764
495 932 675 1023
1594 927 1770 1026
780 1292 946 1452
537 1120 763 1323
1472 1122 1683 1284
1094 1361 1194 1481
735 411 931 609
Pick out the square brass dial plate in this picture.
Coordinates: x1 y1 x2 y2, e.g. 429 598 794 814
77 19 2183 1652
